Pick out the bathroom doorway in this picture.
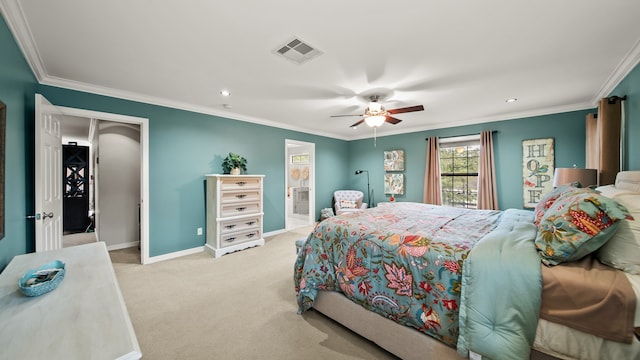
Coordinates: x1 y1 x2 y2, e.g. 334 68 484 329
285 139 315 230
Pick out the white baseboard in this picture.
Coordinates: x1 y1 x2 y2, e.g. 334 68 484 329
146 246 205 264
106 241 139 251
139 228 288 265
263 229 286 238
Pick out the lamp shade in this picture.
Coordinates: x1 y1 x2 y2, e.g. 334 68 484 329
553 168 597 188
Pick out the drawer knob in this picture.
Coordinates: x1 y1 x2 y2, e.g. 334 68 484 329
236 207 246 212
246 221 255 226
236 194 247 199
247 233 256 238
225 237 236 242
225 224 236 229
236 181 246 186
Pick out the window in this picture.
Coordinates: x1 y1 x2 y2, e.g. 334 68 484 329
439 136 480 208
290 153 309 164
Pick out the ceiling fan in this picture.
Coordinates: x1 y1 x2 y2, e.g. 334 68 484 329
331 95 424 128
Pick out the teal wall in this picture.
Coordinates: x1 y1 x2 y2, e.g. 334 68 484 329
610 63 640 171
35 86 349 257
1 12 640 269
0 14 38 269
347 110 593 210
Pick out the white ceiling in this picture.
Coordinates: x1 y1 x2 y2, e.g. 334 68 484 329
3 1 640 140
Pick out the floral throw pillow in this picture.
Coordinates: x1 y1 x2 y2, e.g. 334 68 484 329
340 199 357 209
536 192 633 266
533 185 596 226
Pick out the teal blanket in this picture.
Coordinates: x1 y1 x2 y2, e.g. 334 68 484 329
458 208 542 359
294 203 541 358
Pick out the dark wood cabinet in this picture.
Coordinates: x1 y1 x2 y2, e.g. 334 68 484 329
63 144 90 232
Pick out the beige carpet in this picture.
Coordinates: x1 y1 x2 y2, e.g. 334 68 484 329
109 226 397 360
63 232 97 247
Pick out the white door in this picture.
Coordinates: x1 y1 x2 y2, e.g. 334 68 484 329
34 94 63 251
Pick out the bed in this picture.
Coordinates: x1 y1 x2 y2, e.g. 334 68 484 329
294 171 640 360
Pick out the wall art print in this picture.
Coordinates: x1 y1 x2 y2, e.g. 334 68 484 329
384 173 404 195
384 150 404 171
522 138 554 209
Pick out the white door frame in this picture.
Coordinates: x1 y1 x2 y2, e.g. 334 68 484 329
285 139 315 229
57 105 150 264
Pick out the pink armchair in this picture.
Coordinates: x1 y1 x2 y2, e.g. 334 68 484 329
334 190 368 215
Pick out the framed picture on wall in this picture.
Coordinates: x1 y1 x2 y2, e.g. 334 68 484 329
522 138 554 208
384 173 404 195
384 150 404 171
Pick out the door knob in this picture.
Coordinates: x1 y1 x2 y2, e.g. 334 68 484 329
42 212 54 219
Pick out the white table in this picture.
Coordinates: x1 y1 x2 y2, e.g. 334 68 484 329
0 242 141 360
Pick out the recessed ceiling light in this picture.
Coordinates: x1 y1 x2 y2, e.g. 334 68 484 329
506 98 518 103
220 89 231 97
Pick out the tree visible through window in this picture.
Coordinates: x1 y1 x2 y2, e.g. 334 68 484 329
439 139 480 208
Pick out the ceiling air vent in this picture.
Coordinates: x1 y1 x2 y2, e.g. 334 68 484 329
273 37 323 65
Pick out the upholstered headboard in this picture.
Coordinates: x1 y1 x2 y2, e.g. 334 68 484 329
615 171 640 193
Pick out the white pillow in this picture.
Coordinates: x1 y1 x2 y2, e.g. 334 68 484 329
615 171 640 193
595 185 635 199
596 190 640 274
340 199 357 209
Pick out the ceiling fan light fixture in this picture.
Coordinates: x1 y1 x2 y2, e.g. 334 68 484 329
365 115 386 127
368 101 382 113
363 100 387 127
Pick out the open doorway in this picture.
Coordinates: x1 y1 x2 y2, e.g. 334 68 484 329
285 139 315 230
56 106 150 264
60 119 96 248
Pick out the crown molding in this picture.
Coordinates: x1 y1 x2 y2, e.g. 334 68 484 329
591 37 640 105
347 102 594 141
39 74 350 141
0 0 47 81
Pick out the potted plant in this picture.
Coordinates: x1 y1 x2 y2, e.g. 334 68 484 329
222 152 247 175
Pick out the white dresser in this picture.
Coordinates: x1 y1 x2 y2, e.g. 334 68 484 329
205 174 265 257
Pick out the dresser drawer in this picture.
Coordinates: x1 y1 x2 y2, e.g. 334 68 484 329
220 177 261 191
220 216 260 235
221 229 262 248
220 202 261 217
220 190 261 204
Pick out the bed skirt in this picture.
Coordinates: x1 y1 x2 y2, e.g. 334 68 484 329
312 291 561 360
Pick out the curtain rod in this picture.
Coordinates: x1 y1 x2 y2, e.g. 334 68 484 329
607 95 627 104
425 130 498 141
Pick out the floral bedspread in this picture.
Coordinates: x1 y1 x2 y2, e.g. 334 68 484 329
294 202 503 346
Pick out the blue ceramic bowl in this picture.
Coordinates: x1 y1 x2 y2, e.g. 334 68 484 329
18 260 66 297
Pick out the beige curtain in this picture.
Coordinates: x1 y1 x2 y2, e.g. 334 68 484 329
596 98 622 185
585 113 598 170
585 98 623 186
423 137 442 205
477 130 498 210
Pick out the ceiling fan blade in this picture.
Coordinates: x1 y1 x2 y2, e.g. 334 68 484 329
331 114 363 118
350 119 365 127
387 105 424 115
385 116 402 125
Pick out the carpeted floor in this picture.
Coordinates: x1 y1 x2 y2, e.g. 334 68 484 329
63 231 97 247
109 226 397 360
